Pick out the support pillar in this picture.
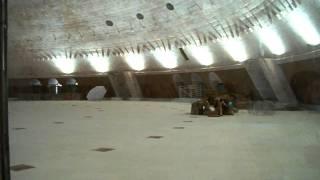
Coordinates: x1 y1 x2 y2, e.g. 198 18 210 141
123 71 143 98
108 72 142 99
244 60 277 100
258 58 298 105
208 72 222 91
108 72 131 98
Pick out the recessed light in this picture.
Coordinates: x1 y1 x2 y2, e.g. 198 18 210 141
105 20 114 26
166 3 175 10
136 13 144 20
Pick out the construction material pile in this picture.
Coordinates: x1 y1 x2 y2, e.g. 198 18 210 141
191 94 238 117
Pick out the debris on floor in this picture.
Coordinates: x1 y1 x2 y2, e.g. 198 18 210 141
191 94 238 117
10 164 35 172
147 136 163 139
173 127 185 129
93 147 115 152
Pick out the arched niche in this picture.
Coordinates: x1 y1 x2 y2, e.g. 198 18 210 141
30 79 42 94
48 78 61 95
66 78 78 93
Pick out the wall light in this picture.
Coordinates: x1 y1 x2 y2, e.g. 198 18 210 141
287 8 320 45
53 56 75 74
152 49 178 69
189 45 214 66
125 52 145 71
221 38 248 62
88 55 110 73
257 26 286 55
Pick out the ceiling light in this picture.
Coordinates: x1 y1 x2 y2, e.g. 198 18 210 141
88 55 110 73
105 20 114 26
286 8 320 45
53 56 75 74
189 45 214 66
221 38 248 62
166 3 175 10
257 26 286 55
136 13 144 20
152 49 178 69
48 78 59 86
125 53 145 71
30 79 42 86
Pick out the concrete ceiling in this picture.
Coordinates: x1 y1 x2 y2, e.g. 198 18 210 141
7 0 320 78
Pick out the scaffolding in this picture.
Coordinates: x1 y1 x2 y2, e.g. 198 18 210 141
177 82 204 98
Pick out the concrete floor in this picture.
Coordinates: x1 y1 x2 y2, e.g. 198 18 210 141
9 101 320 180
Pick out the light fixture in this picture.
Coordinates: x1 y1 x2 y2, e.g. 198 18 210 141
105 20 114 26
189 45 214 66
125 52 145 71
53 56 75 74
88 54 110 73
257 26 286 55
221 38 248 62
286 8 320 45
136 13 144 20
166 3 175 10
152 49 178 69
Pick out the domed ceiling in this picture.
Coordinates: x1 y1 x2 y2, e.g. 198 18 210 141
7 0 320 78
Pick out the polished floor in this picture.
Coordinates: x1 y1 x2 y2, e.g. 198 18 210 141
9 101 320 180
